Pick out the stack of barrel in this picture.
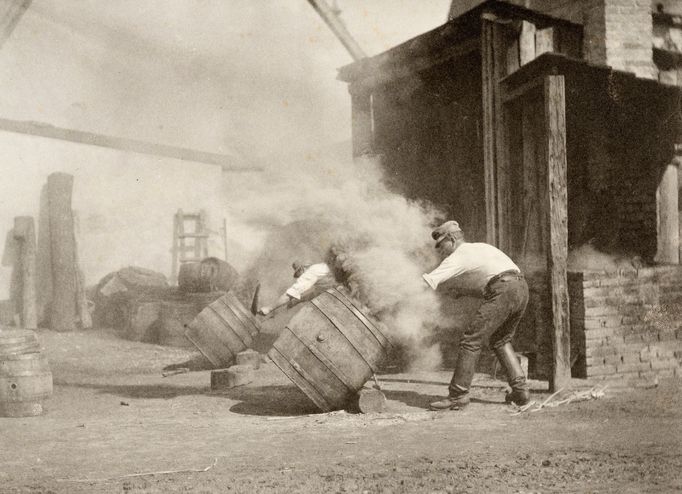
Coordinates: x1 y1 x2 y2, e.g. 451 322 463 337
0 329 52 417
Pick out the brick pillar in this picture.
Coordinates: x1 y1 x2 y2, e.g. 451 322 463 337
583 0 655 79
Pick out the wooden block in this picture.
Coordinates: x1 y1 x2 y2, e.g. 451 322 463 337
235 349 260 370
210 365 253 390
350 388 387 414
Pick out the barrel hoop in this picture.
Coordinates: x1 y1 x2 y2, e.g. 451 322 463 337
311 298 377 373
185 328 220 367
325 290 390 349
212 302 252 348
222 296 260 336
269 344 333 412
220 298 253 336
286 325 356 393
226 297 260 336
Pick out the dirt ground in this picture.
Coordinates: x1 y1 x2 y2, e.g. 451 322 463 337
1 328 681 494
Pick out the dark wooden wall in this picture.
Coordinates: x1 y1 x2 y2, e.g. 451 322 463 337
372 51 487 242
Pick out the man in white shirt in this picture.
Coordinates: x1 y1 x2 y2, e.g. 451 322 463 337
423 220 530 410
258 261 336 315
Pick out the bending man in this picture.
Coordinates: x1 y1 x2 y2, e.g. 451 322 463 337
423 221 530 410
258 261 336 316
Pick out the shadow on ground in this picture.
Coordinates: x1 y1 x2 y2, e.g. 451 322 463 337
227 385 319 416
65 382 213 399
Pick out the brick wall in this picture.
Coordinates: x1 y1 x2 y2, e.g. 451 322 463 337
501 0 657 78
569 267 682 386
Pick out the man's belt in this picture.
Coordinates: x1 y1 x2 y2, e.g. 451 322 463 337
486 269 523 290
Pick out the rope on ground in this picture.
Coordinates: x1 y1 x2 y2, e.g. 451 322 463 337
56 457 219 483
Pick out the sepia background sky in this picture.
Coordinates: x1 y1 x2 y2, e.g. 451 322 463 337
0 0 451 162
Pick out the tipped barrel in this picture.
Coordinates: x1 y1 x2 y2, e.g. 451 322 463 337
268 288 391 412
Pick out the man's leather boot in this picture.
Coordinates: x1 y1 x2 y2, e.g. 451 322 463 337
494 342 530 406
429 348 478 411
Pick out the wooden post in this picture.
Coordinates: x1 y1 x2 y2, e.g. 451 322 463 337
13 216 37 329
482 18 499 246
350 86 373 159
655 160 679 264
47 172 77 332
482 16 512 250
543 75 570 392
519 21 536 66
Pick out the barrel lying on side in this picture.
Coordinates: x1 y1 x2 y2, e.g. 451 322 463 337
185 292 261 367
0 352 53 417
268 288 391 413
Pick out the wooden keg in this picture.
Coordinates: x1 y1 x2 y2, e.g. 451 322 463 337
0 353 53 417
198 257 239 292
0 329 40 358
178 262 209 293
267 288 391 412
185 292 261 367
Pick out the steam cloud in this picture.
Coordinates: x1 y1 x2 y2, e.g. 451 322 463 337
225 152 455 371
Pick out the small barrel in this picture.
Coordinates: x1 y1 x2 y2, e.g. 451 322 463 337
267 288 391 413
178 262 210 293
0 329 40 358
185 292 261 368
199 258 239 292
0 353 53 417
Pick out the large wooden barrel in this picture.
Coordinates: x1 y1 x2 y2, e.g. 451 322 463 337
0 353 53 417
185 292 261 367
267 288 391 412
0 329 40 358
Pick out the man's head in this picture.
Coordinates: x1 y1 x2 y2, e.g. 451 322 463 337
292 261 310 278
431 220 464 257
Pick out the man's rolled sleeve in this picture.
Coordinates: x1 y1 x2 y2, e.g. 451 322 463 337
423 254 465 291
285 264 329 300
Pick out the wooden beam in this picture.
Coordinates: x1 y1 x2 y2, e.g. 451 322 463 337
0 118 261 172
501 76 542 104
655 160 680 264
519 21 536 66
12 216 37 329
543 75 570 392
350 88 373 158
47 172 78 332
481 15 511 250
343 37 479 93
482 19 498 245
306 0 366 61
0 0 32 49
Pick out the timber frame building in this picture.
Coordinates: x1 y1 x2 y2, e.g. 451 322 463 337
339 0 682 390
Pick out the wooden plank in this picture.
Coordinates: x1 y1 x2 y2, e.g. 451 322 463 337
655 161 680 264
0 118 260 172
12 216 37 329
47 173 77 332
536 27 555 56
494 22 512 253
519 21 536 66
506 37 520 75
481 19 498 245
543 75 570 392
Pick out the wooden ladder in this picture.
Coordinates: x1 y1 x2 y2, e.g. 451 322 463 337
171 209 209 284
